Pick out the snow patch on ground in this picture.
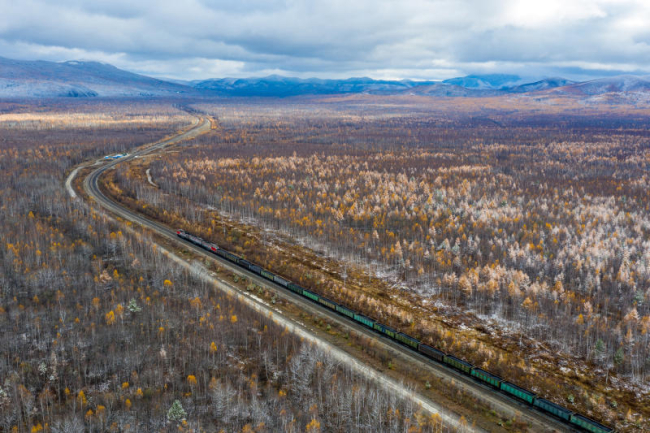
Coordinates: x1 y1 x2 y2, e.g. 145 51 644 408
146 168 158 187
475 312 523 334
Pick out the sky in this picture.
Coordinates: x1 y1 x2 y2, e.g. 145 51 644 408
0 0 649 81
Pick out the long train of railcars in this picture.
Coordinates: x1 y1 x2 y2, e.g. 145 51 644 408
177 229 614 433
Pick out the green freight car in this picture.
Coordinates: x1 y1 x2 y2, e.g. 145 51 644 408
353 313 374 329
569 414 613 433
500 381 536 404
224 251 239 262
318 296 338 311
260 269 275 280
336 304 355 319
471 368 502 388
373 322 397 339
302 289 320 302
395 332 419 350
287 282 304 295
443 355 473 374
533 398 572 422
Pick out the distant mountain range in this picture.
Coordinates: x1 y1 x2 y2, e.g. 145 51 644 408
191 75 434 97
1 56 649 99
0 57 193 97
548 75 650 96
441 74 522 89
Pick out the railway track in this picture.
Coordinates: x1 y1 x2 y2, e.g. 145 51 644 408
71 115 579 433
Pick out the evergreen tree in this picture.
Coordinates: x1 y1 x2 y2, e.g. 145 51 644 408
167 400 186 422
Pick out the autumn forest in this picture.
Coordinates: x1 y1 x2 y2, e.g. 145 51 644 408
1 96 650 432
111 99 650 430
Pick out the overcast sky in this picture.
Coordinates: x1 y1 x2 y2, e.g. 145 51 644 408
0 0 649 81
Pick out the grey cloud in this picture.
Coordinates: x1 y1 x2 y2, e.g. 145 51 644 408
0 0 649 80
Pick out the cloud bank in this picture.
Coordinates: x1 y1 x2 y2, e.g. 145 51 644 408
1 0 649 80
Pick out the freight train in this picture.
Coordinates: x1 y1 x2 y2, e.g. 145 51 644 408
177 229 614 433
